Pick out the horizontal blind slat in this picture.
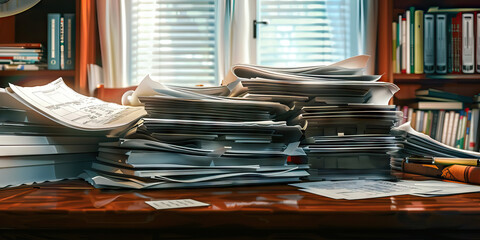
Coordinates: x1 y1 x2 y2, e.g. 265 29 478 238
130 0 217 86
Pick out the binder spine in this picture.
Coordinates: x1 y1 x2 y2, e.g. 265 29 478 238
462 13 474 73
436 14 447 74
424 14 435 74
476 13 480 73
410 7 415 73
64 13 76 70
414 10 424 74
60 17 65 70
47 13 61 70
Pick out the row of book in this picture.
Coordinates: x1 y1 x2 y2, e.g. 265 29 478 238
392 7 480 74
398 88 479 151
47 13 75 70
0 43 46 71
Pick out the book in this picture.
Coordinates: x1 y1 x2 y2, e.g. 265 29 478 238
47 13 61 70
453 13 463 73
0 43 43 48
402 161 480 185
436 110 446 142
410 101 463 110
455 111 465 148
415 88 473 103
397 15 401 73
60 16 65 70
410 7 415 73
64 13 76 70
424 13 435 73
406 10 411 74
448 14 454 73
451 112 460 146
427 7 480 13
442 111 451 144
401 17 407 73
462 13 475 73
414 10 424 73
392 22 397 73
430 110 439 139
470 109 480 151
477 13 480 73
436 14 447 74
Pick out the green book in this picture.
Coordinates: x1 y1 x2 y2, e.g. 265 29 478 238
410 6 415 73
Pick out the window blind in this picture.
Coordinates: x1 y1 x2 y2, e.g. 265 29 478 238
129 0 218 86
257 0 353 67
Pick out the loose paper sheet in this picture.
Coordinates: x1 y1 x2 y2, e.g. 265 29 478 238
8 78 146 131
145 199 210 210
290 180 428 200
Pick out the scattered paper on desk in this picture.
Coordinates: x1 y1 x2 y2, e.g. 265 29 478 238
291 180 480 200
290 180 428 200
146 199 209 210
396 180 480 197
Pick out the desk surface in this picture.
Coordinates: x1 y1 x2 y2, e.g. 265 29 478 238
2 172 480 234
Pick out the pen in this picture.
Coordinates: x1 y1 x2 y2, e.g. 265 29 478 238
406 156 480 166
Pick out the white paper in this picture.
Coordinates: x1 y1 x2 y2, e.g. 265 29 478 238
396 180 480 197
8 78 146 131
145 199 210 210
291 180 428 200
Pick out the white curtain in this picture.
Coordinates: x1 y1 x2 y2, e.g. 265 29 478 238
217 0 257 82
96 0 128 88
355 0 378 75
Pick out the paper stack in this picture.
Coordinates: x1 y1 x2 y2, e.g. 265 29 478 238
390 122 480 170
226 56 402 180
83 76 308 189
0 79 145 187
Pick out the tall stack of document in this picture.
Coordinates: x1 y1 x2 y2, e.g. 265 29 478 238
225 56 402 180
83 76 308 189
0 78 146 187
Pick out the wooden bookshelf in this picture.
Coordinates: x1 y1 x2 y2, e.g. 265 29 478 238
394 74 480 82
0 70 75 77
0 0 98 94
377 0 480 103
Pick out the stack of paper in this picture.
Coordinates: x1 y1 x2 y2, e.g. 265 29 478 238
0 78 145 187
84 79 308 189
226 56 402 180
391 122 480 165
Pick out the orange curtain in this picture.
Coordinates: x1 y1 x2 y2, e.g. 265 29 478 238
75 0 98 94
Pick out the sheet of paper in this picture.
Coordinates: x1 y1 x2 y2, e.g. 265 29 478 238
145 199 210 210
396 180 480 197
291 180 428 200
8 78 146 131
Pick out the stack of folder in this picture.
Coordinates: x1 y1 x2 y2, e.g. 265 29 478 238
83 78 309 189
226 56 402 180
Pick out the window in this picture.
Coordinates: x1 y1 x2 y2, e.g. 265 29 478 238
128 0 361 86
129 0 218 86
257 0 356 67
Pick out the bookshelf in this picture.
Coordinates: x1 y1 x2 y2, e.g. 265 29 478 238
377 0 480 103
0 0 98 93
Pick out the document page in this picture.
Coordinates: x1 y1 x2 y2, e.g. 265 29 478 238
8 78 146 131
290 180 428 200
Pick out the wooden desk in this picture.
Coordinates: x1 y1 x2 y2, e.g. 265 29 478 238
1 172 480 239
